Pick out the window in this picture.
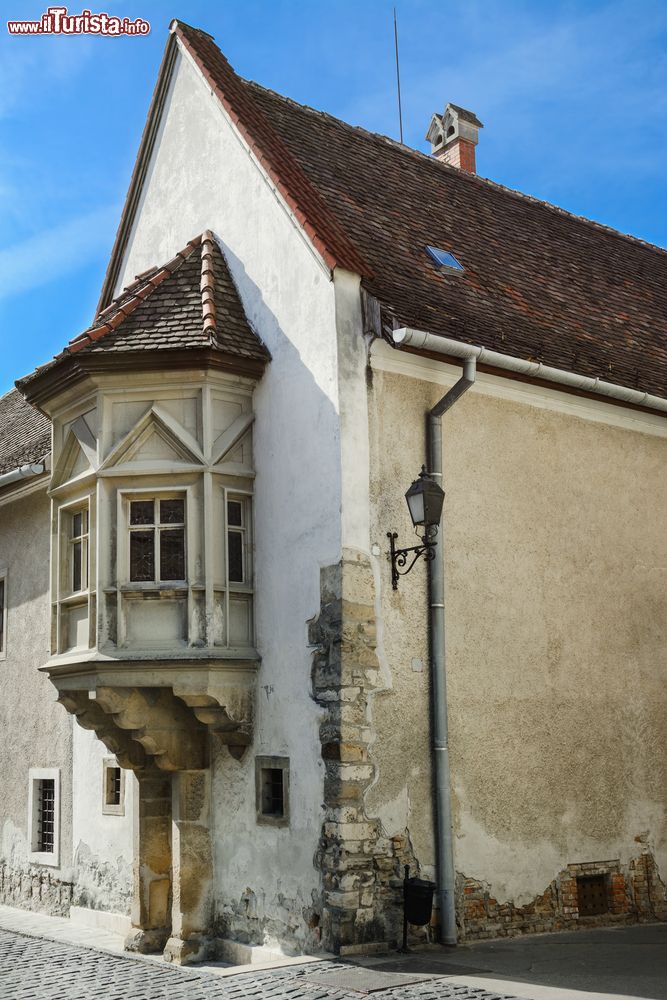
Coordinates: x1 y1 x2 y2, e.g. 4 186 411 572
129 496 186 583
255 756 289 827
28 768 60 866
69 508 89 593
102 758 125 816
0 571 6 658
227 497 248 584
425 245 464 272
577 875 608 916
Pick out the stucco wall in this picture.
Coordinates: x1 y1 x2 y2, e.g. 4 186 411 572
110 45 342 948
0 487 74 913
366 356 667 916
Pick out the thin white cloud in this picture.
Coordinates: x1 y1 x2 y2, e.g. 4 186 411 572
0 205 118 301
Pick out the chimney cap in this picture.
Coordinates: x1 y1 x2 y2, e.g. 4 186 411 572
446 104 484 128
426 103 484 145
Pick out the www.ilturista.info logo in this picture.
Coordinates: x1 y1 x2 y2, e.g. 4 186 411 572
7 6 150 35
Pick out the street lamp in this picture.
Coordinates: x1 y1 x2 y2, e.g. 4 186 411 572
387 466 445 590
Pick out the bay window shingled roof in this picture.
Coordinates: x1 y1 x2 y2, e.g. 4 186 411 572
0 389 50 476
18 232 268 393
169 21 667 403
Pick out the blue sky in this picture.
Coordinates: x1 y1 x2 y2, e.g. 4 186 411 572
1 0 666 395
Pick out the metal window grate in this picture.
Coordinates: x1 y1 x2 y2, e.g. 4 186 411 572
577 874 608 916
105 766 122 806
261 768 284 817
37 779 55 853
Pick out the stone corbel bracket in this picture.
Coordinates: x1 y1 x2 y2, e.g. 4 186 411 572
49 660 258 771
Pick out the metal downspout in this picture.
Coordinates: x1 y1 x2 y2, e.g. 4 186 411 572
428 359 476 946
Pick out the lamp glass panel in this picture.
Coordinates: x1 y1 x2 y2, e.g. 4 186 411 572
406 490 425 526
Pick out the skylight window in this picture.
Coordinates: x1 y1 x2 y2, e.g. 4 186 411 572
426 245 464 272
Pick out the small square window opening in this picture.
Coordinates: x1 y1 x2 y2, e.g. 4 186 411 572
426 245 464 272
255 756 289 827
577 874 609 916
102 758 125 816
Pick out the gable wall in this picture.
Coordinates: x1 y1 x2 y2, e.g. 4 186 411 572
97 45 344 948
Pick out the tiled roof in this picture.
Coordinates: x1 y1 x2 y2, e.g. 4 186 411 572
243 81 667 400
18 232 268 391
0 389 50 476
166 22 667 402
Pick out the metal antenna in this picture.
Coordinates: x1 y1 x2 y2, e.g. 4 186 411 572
393 6 404 143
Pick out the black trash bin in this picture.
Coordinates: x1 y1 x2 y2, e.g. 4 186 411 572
404 876 435 926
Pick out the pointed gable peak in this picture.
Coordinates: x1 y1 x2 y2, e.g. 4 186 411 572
17 232 269 401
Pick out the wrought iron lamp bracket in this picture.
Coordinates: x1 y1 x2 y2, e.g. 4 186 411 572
387 527 438 590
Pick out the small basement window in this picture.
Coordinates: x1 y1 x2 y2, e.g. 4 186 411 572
255 756 289 827
426 245 464 272
577 874 609 916
102 758 125 816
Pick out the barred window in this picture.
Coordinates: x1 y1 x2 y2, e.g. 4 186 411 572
129 497 186 583
37 780 55 853
102 758 125 816
29 768 60 865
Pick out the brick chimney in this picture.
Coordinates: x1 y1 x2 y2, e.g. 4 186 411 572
426 103 483 173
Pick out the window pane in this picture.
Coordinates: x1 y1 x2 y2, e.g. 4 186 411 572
160 499 184 524
227 501 242 527
160 528 185 581
72 512 82 538
72 541 82 592
228 531 243 583
130 500 154 526
130 531 155 581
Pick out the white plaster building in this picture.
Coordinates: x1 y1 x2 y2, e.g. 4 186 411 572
0 19 665 964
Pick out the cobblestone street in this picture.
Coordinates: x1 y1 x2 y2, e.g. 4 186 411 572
0 930 523 1000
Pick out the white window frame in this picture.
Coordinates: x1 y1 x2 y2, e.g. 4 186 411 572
28 767 61 867
102 757 125 816
0 567 7 661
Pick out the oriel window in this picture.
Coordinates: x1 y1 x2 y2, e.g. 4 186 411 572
129 497 186 583
69 509 89 593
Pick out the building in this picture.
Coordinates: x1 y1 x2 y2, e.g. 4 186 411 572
0 19 665 964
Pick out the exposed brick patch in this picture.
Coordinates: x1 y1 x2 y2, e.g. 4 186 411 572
0 863 73 917
457 851 667 940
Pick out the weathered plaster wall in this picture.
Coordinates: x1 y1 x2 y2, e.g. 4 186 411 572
71 726 133 915
0 487 74 914
366 352 667 932
112 46 342 949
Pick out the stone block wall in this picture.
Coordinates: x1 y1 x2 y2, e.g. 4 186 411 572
0 862 73 917
310 556 422 953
